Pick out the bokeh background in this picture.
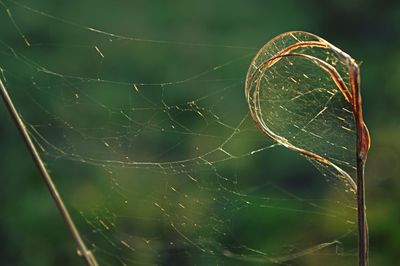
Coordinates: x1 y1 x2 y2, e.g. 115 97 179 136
0 0 399 265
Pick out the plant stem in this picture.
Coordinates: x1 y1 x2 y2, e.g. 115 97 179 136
348 62 369 266
0 79 99 266
357 156 368 266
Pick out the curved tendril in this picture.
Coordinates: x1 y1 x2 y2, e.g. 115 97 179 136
246 52 357 192
246 31 370 265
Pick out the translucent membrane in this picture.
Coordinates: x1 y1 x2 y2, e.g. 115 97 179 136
246 31 368 193
246 31 371 265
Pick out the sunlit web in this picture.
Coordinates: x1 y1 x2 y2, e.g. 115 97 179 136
0 1 358 265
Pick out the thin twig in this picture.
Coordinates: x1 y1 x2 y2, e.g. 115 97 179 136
350 63 369 266
357 157 368 266
0 78 99 266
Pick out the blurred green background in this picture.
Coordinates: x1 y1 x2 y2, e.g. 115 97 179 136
0 0 399 265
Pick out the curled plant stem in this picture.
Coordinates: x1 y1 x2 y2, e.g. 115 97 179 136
0 79 99 266
246 31 370 266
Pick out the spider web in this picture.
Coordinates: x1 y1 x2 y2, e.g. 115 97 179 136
0 1 358 265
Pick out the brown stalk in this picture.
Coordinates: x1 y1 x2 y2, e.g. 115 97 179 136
349 63 370 266
0 78 99 266
245 32 370 266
